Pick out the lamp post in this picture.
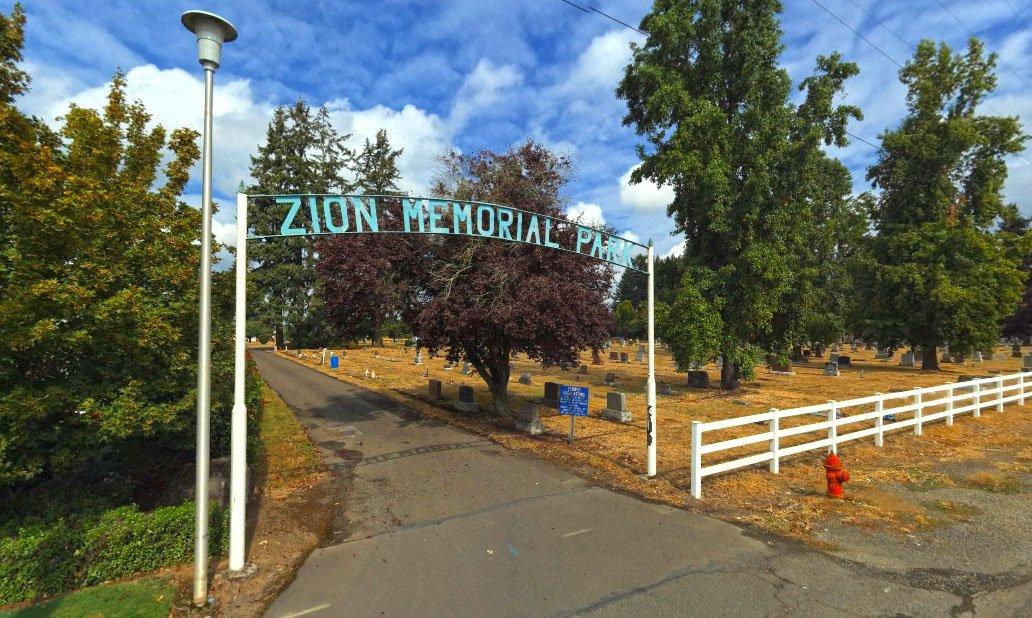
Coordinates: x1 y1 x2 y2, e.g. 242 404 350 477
182 9 237 607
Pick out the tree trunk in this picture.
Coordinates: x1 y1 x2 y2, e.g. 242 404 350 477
720 360 741 390
812 343 824 358
921 346 939 370
372 328 384 347
275 323 284 350
491 383 509 416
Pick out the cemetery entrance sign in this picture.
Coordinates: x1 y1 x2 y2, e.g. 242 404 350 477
224 192 659 569
256 194 645 271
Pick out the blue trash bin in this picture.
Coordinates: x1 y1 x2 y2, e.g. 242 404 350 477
329 355 339 369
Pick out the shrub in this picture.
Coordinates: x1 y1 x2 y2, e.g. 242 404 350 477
0 502 228 605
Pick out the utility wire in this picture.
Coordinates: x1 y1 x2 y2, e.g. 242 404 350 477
932 0 1032 92
557 0 645 36
1002 0 1032 32
812 0 1032 166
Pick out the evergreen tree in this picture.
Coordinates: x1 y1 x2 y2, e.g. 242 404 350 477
614 255 647 306
618 0 861 388
317 130 424 346
247 100 353 349
860 39 1027 369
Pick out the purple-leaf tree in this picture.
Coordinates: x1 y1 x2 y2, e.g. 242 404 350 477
415 142 613 415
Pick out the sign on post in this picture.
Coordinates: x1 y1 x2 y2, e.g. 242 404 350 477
558 385 589 444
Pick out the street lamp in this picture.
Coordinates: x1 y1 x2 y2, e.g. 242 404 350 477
181 9 237 608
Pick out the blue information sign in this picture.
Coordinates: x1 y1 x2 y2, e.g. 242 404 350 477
558 385 589 417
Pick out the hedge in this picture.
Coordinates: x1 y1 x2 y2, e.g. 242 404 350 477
0 502 228 605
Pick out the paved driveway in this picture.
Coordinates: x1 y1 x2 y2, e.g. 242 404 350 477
254 351 1023 617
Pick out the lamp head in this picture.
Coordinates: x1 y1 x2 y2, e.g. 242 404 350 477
181 10 237 70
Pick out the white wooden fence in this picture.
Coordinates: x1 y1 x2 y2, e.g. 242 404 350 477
689 371 1031 499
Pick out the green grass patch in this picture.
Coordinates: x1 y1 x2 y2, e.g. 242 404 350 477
964 472 1022 494
0 577 174 618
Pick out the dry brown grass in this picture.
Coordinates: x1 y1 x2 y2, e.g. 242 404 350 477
277 342 1030 544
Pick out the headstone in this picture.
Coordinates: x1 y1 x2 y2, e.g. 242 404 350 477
715 355 724 369
635 348 645 363
514 402 544 435
900 352 915 367
941 350 951 363
602 392 632 422
972 351 984 363
689 361 702 371
658 382 673 395
592 350 604 365
1012 344 1022 358
831 344 840 353
836 355 851 367
370 370 378 379
414 350 422 365
428 379 442 401
824 361 840 377
876 348 890 360
687 370 709 388
578 364 588 374
543 381 560 408
619 352 629 363
1025 354 1032 370
604 372 617 386
829 352 839 364
519 372 532 385
461 362 472 375
454 385 476 413
619 338 627 346
850 342 858 352
609 351 620 361
364 368 370 377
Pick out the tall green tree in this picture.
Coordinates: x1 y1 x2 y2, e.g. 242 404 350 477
618 0 861 388
247 100 353 349
860 39 1026 369
0 14 226 489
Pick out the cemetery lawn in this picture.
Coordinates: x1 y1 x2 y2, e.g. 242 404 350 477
0 578 175 618
276 344 1031 549
170 377 336 617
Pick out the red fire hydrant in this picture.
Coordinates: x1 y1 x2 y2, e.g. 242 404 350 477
824 453 850 499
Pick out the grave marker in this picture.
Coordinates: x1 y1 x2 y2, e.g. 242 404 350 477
824 361 840 377
619 352 629 363
899 352 915 367
455 385 476 413
519 372 532 385
543 381 560 408
514 402 543 435
578 364 588 375
428 379 442 401
836 355 851 367
687 370 709 388
602 391 631 422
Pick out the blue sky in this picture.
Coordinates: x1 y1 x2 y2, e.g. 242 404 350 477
10 0 1032 259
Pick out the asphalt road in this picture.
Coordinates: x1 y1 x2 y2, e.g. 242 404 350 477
254 351 1026 617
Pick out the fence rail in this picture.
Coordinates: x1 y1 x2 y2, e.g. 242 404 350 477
689 370 1032 499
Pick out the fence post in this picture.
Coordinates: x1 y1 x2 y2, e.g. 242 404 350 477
946 384 954 427
1020 374 1025 406
769 408 780 474
690 420 702 499
974 382 981 418
996 376 1004 412
874 394 884 447
827 401 838 454
914 390 923 436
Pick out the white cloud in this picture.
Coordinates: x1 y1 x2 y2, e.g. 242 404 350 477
662 240 685 259
620 230 642 245
566 201 606 228
327 100 452 193
619 164 675 212
561 29 639 94
449 59 523 130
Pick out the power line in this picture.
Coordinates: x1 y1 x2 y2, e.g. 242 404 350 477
813 0 1032 167
806 0 901 67
933 0 1032 92
557 0 644 36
